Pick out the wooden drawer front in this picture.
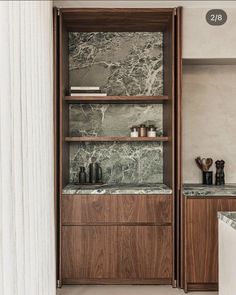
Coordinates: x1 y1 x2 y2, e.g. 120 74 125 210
62 195 172 225
62 195 117 224
117 195 172 224
61 225 172 281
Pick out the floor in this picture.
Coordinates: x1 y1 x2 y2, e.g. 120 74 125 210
57 285 218 295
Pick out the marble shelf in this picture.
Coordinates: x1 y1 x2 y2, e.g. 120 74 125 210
183 183 236 197
65 136 169 142
62 183 172 195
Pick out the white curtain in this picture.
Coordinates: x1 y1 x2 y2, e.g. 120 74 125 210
0 1 56 295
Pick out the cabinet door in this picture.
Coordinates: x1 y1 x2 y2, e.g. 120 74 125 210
186 198 236 285
62 226 117 281
118 226 172 280
62 225 173 283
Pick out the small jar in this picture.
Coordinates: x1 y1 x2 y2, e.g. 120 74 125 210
147 125 156 137
139 124 147 137
130 126 139 137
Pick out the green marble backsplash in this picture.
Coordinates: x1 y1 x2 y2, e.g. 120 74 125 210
69 104 163 137
68 32 164 184
69 141 163 184
69 32 163 96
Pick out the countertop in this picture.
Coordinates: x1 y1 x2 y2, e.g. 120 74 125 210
62 183 172 195
218 212 236 231
183 184 236 197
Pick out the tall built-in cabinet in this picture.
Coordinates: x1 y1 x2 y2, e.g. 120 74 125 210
54 8 182 287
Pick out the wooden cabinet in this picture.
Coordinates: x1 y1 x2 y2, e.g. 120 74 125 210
54 7 182 286
184 197 236 291
117 226 172 280
61 195 173 284
62 226 117 281
62 225 172 284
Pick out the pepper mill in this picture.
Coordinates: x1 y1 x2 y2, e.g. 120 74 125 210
215 160 221 185
220 160 225 185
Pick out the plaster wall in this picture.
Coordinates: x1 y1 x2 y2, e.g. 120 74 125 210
182 65 236 183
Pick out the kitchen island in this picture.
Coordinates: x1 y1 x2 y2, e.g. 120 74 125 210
218 212 236 295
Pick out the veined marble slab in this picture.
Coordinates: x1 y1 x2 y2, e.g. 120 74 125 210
70 142 163 184
68 32 164 184
183 183 236 197
69 103 163 137
218 212 236 231
69 32 163 96
62 183 172 195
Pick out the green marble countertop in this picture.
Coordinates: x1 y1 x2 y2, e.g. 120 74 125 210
62 183 172 195
183 184 236 197
218 212 236 231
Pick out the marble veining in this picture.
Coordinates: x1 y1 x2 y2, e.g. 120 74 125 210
183 183 236 197
218 212 236 231
69 32 163 96
69 103 163 137
69 142 163 184
62 183 172 195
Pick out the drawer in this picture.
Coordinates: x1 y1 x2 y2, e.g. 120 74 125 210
117 195 172 224
61 195 172 225
62 225 173 282
62 195 117 224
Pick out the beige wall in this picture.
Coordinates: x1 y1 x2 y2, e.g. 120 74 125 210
183 65 236 183
54 1 236 59
183 8 236 59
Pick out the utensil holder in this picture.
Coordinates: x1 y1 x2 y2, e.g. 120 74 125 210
202 171 213 185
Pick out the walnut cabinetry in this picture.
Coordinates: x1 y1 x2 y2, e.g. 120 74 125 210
61 195 173 284
62 225 172 283
61 195 172 225
184 197 236 292
54 7 182 287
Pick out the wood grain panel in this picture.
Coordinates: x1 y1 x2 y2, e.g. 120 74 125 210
186 198 236 286
62 226 117 279
62 195 172 225
117 195 172 224
62 195 117 224
163 11 175 190
175 6 183 289
59 14 69 189
60 8 174 32
118 226 172 279
64 95 168 104
62 278 171 284
62 225 172 281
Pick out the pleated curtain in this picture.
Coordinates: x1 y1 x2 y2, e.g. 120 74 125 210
0 1 56 295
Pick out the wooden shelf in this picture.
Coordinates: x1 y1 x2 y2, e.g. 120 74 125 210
65 136 169 142
64 95 168 104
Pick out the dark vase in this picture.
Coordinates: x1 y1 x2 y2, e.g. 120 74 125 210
202 171 213 185
79 166 87 184
89 163 102 184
